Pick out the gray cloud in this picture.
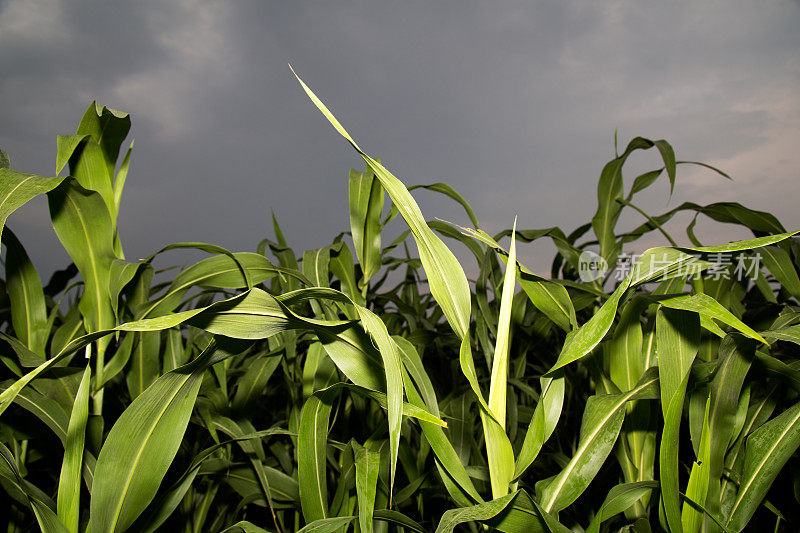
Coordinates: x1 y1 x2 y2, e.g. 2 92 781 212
1 0 798 277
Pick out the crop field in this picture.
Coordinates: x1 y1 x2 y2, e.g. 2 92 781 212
0 74 799 532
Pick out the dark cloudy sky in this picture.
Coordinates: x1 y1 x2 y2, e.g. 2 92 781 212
2 1 799 277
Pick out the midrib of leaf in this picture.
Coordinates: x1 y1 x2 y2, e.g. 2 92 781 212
726 405 800 523
11 393 66 442
65 193 105 331
313 398 327 518
542 375 657 512
135 335 144 396
534 281 572 328
354 176 370 263
239 356 272 399
708 353 738 432
312 248 324 286
108 375 192 529
59 320 84 351
1 176 33 208
642 330 655 369
20 271 33 348
623 324 636 390
211 308 286 320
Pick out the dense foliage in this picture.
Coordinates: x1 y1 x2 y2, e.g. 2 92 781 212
1 75 799 532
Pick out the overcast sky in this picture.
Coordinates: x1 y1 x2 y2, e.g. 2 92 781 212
1 0 799 277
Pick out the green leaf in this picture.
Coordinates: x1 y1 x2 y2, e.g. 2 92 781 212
298 517 356 533
57 365 91 533
657 307 700 533
292 67 471 340
48 179 116 376
125 331 161 399
89 339 244 533
547 278 629 374
55 135 89 175
408 182 480 228
298 394 333 523
112 141 133 220
316 325 384 391
0 167 65 242
397 338 483 503
435 489 564 533
703 336 754 527
64 102 131 223
658 293 766 344
539 369 659 513
586 481 660 533
758 245 800 300
140 250 277 318
302 245 333 288
0 443 70 533
232 351 281 412
353 441 380 533
518 274 576 332
133 428 290 532
592 137 657 265
373 509 426 532
725 399 800 532
628 169 664 198
221 521 271 533
108 259 140 320
4 228 48 355
654 139 677 194
349 163 384 286
514 371 565 480
3 381 68 443
608 298 648 393
657 308 701 407
486 220 517 498
678 232 797 254
682 395 711 533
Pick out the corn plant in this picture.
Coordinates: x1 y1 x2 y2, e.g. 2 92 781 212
0 73 799 533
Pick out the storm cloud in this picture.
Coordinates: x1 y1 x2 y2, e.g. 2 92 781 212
2 0 798 275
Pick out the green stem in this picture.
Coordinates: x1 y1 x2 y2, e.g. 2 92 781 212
618 198 678 247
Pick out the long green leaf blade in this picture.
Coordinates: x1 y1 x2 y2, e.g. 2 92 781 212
57 366 91 533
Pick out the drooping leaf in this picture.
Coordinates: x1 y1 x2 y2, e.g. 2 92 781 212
292 67 472 340
57 366 91 533
0 168 65 242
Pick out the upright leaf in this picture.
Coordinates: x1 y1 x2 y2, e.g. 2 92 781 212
725 400 800 532
657 308 700 533
57 366 91 533
349 164 384 287
89 340 244 533
485 221 517 498
353 441 380 533
298 394 333 523
4 229 48 354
